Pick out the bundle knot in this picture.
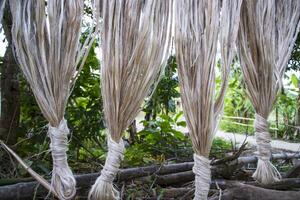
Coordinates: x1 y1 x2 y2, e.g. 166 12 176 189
253 114 281 184
254 114 271 161
48 118 76 200
99 136 125 183
193 154 211 200
49 119 70 168
88 136 125 200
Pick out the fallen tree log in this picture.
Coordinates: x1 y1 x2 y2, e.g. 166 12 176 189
160 187 192 198
249 178 300 190
156 170 300 189
209 183 300 200
0 163 195 200
0 153 299 199
156 170 194 186
285 162 300 178
2 175 300 200
0 177 35 187
237 153 300 165
212 178 300 191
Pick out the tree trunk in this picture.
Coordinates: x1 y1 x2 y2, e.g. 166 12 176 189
0 1 20 145
127 119 137 144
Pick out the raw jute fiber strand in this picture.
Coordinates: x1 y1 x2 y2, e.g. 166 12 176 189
88 1 172 199
9 0 98 199
174 0 242 199
237 0 300 184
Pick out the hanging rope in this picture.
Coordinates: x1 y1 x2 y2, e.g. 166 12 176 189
8 0 98 199
237 0 300 184
174 0 242 199
88 1 172 199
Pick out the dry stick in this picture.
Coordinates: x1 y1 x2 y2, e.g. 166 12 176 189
236 0 300 184
174 0 242 199
88 1 172 200
0 140 61 200
8 0 99 199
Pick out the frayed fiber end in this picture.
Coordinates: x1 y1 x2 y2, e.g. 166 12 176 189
252 158 281 184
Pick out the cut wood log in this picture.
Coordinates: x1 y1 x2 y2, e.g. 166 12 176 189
0 153 299 199
237 153 300 165
2 176 300 199
285 163 300 178
250 178 300 190
161 187 192 198
117 161 194 181
156 171 300 189
212 178 300 191
209 184 300 200
0 161 194 186
0 163 194 200
156 171 194 186
0 177 35 186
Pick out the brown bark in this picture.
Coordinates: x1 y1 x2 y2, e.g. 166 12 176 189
0 1 20 145
156 170 194 186
209 184 300 200
285 163 300 178
127 119 137 144
213 178 300 191
236 153 300 165
160 187 192 198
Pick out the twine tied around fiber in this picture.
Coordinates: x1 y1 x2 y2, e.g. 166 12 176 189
48 119 76 200
252 114 281 184
88 136 125 200
193 154 211 200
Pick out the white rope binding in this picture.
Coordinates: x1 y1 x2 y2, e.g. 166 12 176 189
193 154 211 200
252 114 281 184
48 118 76 200
88 135 125 200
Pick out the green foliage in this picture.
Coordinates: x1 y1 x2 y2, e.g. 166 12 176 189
288 33 300 71
210 137 232 159
291 74 299 88
219 61 255 134
124 112 191 166
66 42 106 151
143 56 180 120
219 59 300 139
273 87 299 139
124 112 233 166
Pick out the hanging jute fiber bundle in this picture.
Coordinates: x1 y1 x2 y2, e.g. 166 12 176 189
237 0 300 185
88 0 172 200
174 0 242 199
9 0 98 199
